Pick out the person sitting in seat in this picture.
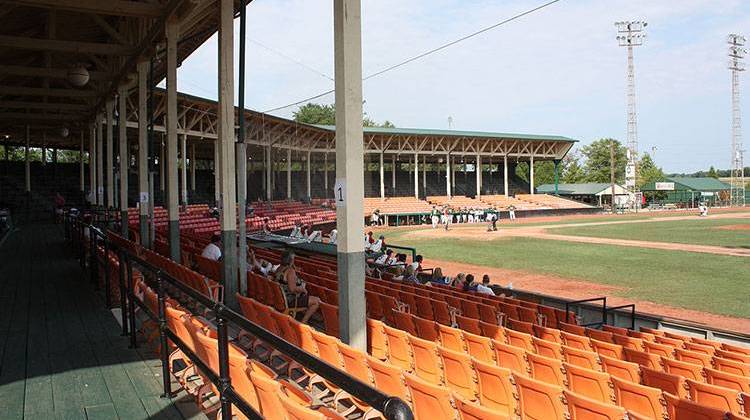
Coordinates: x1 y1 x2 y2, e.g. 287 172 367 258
476 274 496 296
275 251 320 324
327 229 338 245
430 267 451 285
289 221 303 239
462 274 478 292
201 234 222 261
370 235 385 254
375 248 394 266
370 209 380 226
401 265 419 284
451 273 466 288
410 255 423 273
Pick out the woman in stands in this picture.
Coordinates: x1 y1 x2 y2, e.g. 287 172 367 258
275 250 320 324
450 273 465 288
430 267 451 285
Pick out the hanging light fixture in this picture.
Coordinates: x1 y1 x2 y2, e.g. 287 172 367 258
67 64 90 87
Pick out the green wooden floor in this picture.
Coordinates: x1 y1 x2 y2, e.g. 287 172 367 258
0 223 206 420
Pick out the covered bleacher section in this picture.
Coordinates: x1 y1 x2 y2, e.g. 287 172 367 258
3 1 749 420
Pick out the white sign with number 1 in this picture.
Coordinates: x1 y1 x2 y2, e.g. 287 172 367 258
334 179 346 208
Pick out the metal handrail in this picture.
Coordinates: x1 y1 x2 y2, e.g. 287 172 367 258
67 216 413 420
565 296 607 327
605 304 636 330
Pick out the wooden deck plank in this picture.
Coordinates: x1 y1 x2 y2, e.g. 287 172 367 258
0 223 201 419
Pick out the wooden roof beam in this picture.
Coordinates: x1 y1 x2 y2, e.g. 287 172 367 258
0 112 82 121
0 64 112 81
0 86 98 97
0 100 88 111
7 0 164 18
0 35 135 56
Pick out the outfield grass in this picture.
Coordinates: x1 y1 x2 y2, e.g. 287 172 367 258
392 235 750 318
550 218 750 248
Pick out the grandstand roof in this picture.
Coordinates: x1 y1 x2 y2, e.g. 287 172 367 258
313 125 577 143
641 177 731 192
536 183 630 195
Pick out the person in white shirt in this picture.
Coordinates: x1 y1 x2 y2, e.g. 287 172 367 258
328 229 337 245
476 274 496 296
201 234 222 261
290 222 303 239
370 235 384 253
375 249 392 265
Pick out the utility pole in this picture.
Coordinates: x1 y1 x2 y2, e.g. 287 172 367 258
610 140 616 212
729 34 747 207
615 21 647 200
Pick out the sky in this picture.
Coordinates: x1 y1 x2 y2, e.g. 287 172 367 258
173 0 750 173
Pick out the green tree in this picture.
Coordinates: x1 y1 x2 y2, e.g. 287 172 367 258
294 102 396 127
293 103 336 125
561 152 586 183
580 138 627 183
707 166 719 178
636 152 664 188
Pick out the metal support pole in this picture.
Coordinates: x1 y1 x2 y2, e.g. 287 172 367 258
126 256 137 348
529 155 535 194
422 154 426 197
216 312 232 418
214 140 221 205
218 0 238 308
97 116 104 205
306 150 312 198
106 99 114 208
137 60 149 246
118 85 129 237
413 152 418 199
89 124 96 204
118 250 129 336
286 148 291 199
265 144 271 201
334 0 366 351
475 154 481 198
156 272 172 398
166 18 180 261
181 134 188 206
379 152 384 199
237 0 248 298
446 153 451 198
391 154 396 192
79 131 85 195
554 159 560 196
324 152 329 196
503 154 509 197
190 143 196 192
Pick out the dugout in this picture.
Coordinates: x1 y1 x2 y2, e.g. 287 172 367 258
640 177 730 207
536 182 633 206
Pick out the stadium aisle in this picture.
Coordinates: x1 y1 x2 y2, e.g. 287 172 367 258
0 223 205 419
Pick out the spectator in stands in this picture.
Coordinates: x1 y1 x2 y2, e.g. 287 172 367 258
370 209 379 226
290 221 303 239
451 273 466 288
275 251 320 324
261 218 271 235
327 229 338 245
370 235 384 254
374 249 390 265
201 234 222 261
411 254 423 272
462 274 478 292
476 274 496 295
430 267 451 285
364 231 375 250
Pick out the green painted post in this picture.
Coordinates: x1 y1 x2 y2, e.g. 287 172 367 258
554 159 560 196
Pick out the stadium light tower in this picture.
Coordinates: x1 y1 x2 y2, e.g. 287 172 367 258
615 20 647 195
728 33 746 207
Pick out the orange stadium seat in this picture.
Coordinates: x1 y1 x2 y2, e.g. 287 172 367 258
403 373 458 420
591 339 624 360
439 346 479 401
564 362 614 404
391 310 418 337
713 357 750 378
687 379 745 415
366 356 409 402
599 355 641 383
562 345 602 372
408 335 444 385
664 392 729 420
527 352 567 387
662 357 705 382
587 328 615 344
561 331 593 351
506 329 535 352
455 397 510 420
623 348 662 371
704 367 750 393
610 376 667 420
412 315 440 342
642 340 674 358
473 360 516 416
464 331 496 365
641 366 688 399
383 325 413 371
494 340 530 375
366 319 388 361
514 374 568 420
563 389 626 420
438 324 467 353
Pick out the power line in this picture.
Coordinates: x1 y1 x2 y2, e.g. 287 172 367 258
262 0 563 113
248 38 334 81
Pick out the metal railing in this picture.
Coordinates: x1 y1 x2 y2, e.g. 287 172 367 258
66 215 413 420
605 304 636 330
565 296 607 327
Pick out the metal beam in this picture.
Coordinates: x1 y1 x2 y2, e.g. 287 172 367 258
7 0 164 18
0 112 81 120
0 35 135 56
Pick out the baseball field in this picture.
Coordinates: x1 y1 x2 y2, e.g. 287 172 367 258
379 210 750 331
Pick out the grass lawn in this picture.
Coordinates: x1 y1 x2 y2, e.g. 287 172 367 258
392 235 750 318
549 218 750 248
